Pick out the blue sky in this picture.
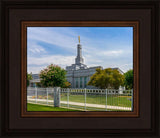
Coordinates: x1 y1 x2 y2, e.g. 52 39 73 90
27 27 133 73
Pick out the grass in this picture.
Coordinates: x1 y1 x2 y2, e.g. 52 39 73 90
30 94 132 107
28 93 132 111
61 94 132 107
27 103 79 111
27 103 129 112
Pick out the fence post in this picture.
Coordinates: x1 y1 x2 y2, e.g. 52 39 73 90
131 89 133 111
46 88 48 105
35 87 37 103
84 88 86 111
59 87 61 107
67 88 69 108
52 88 54 106
105 89 107 111
54 87 60 107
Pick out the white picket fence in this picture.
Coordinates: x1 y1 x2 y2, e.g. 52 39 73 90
27 87 133 111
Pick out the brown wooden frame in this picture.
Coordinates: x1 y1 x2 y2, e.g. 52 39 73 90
1 0 159 137
21 21 139 117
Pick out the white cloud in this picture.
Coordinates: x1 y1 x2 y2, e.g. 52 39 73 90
27 27 77 52
119 63 133 72
28 55 75 73
27 66 46 74
28 44 46 54
27 41 46 55
101 50 123 56
28 55 75 66
27 49 132 73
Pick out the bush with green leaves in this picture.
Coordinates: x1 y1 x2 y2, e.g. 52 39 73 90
27 73 33 87
124 69 133 89
88 68 124 89
39 64 67 87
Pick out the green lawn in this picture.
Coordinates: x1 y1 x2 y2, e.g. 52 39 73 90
27 103 79 111
27 103 128 111
61 94 132 107
29 93 132 111
30 94 132 107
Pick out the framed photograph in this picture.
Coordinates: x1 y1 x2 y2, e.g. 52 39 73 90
1 0 159 137
21 21 139 117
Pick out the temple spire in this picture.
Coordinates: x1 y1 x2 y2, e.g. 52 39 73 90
75 36 84 65
78 36 80 43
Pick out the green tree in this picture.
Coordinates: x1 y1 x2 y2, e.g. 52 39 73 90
62 81 71 88
39 64 67 87
88 68 124 89
124 69 133 89
27 73 33 87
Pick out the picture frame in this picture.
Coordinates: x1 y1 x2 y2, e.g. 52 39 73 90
0 0 160 137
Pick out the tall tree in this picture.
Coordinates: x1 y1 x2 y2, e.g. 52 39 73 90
39 64 67 87
124 69 133 89
27 73 33 87
88 68 124 89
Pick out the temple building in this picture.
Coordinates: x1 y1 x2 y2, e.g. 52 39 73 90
29 36 124 88
65 37 102 88
65 36 123 88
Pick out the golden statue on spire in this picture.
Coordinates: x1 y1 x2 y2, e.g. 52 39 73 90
78 36 80 43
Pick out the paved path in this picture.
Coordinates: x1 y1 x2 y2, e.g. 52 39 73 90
27 97 131 111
